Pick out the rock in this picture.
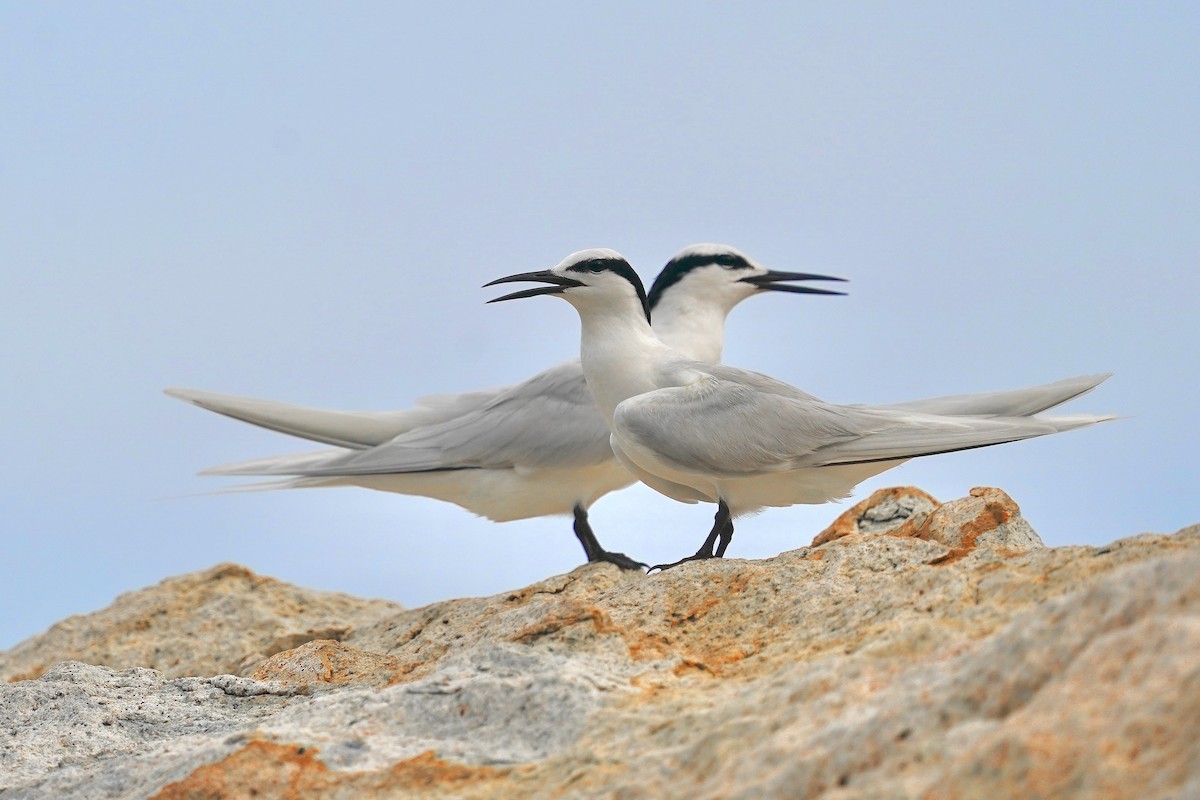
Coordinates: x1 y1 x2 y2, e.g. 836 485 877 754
0 661 301 799
0 563 403 683
813 486 1045 564
1 489 1197 799
926 613 1200 800
248 639 407 690
811 486 941 545
150 743 505 800
916 486 1045 561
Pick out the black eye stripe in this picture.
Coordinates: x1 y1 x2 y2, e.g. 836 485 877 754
566 257 622 273
711 253 752 270
647 252 751 309
564 256 651 323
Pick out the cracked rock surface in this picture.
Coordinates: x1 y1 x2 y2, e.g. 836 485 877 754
2 487 1197 799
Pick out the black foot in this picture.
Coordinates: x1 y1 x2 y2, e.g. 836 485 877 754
647 500 734 574
647 553 715 572
572 504 646 572
589 550 648 571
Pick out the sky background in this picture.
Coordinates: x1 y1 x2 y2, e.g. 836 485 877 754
2 3 1198 649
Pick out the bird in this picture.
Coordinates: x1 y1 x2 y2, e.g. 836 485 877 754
166 244 847 570
484 249 1115 571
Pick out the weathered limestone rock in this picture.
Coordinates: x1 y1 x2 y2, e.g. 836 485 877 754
811 485 1044 562
915 486 1045 560
0 662 301 799
0 564 403 682
811 486 942 545
2 489 1196 800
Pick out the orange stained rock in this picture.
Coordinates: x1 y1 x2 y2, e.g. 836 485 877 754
251 639 408 689
508 603 619 645
150 740 505 800
811 487 942 546
920 487 1022 565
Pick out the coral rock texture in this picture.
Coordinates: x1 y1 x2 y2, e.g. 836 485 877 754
2 487 1196 800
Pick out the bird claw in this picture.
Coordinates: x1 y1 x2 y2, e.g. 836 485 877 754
590 551 648 571
646 554 714 573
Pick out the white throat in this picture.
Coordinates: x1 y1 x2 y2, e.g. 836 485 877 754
573 298 676 426
650 291 735 363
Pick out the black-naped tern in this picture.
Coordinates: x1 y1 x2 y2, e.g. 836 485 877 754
486 249 1115 571
166 245 845 570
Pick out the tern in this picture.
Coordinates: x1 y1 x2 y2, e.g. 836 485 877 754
166 245 846 570
485 249 1115 570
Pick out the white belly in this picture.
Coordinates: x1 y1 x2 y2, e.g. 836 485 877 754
300 459 637 522
613 428 909 515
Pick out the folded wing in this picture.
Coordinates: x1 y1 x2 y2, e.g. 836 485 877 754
164 386 505 449
193 360 614 477
875 373 1110 417
614 371 1114 477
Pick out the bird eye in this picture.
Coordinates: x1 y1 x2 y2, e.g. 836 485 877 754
716 254 750 271
567 257 623 275
573 259 609 273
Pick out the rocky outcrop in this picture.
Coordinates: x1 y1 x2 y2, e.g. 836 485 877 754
0 563 403 683
2 487 1197 799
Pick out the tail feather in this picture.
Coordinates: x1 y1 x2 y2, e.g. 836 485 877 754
178 476 338 496
164 387 501 449
876 374 1111 418
198 448 349 477
815 411 1117 467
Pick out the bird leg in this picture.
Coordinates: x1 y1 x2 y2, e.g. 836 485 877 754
573 505 646 571
649 500 734 572
714 507 735 557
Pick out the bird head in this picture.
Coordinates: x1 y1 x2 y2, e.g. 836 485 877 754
647 244 847 314
485 248 652 323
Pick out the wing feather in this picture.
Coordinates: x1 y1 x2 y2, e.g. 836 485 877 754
280 361 613 476
875 374 1110 417
615 372 1115 477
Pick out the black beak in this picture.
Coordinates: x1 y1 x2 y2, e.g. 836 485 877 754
483 270 585 303
739 269 848 296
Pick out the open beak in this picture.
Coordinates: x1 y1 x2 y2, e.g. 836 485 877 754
739 270 848 296
483 270 585 303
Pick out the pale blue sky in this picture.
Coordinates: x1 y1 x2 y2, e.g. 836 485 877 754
2 3 1197 649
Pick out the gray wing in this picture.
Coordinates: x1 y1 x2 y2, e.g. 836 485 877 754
615 372 1113 476
874 374 1111 417
686 361 823 402
614 373 856 475
165 384 508 449
247 360 615 476
200 448 351 476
